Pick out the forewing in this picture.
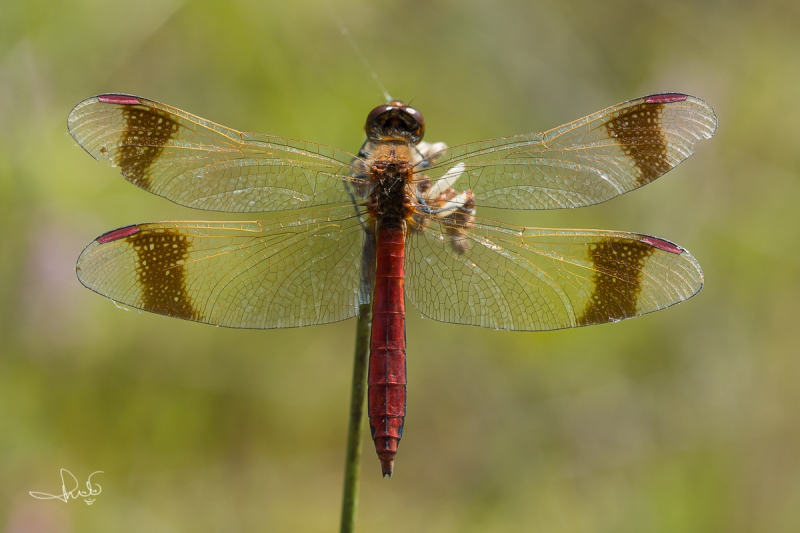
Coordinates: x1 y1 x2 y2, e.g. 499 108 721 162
77 207 367 328
68 94 365 212
423 93 716 210
405 216 703 331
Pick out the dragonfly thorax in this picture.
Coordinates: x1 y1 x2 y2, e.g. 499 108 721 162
367 145 415 226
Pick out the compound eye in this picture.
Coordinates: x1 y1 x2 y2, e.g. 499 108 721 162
365 104 395 134
401 106 424 126
401 106 425 141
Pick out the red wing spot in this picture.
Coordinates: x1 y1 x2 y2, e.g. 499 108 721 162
97 225 140 243
97 95 141 105
645 93 688 104
642 236 683 254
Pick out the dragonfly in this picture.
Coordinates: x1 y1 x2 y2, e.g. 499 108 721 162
68 92 716 476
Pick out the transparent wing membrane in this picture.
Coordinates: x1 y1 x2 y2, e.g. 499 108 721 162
77 207 368 328
406 213 703 331
68 95 365 212
423 94 717 210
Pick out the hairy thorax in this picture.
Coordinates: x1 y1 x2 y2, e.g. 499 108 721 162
366 139 416 228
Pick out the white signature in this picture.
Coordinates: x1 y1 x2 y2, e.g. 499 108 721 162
30 469 104 505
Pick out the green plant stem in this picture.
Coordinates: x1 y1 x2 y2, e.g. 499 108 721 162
339 302 372 533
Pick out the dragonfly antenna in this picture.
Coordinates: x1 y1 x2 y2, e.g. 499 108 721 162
323 1 393 103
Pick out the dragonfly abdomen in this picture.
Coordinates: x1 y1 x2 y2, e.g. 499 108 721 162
368 223 407 478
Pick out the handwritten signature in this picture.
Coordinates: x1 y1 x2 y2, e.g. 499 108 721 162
30 469 103 505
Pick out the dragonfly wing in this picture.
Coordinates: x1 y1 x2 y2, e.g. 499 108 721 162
423 93 716 210
77 206 368 328
405 215 702 331
68 95 366 212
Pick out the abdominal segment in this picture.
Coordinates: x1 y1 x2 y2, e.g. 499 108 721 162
368 224 407 477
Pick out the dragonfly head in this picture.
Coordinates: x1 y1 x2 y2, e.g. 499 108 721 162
365 101 425 144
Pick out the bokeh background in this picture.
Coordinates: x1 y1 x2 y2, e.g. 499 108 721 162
2 0 799 531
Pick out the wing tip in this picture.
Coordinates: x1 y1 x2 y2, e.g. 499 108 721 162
639 234 704 296
644 91 718 137
67 93 143 159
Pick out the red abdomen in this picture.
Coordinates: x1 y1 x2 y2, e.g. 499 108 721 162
369 224 407 477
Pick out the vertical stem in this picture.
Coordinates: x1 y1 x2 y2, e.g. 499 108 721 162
339 303 372 533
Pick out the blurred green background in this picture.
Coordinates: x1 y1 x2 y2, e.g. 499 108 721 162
1 0 799 531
